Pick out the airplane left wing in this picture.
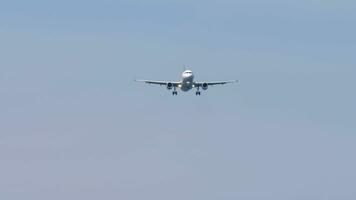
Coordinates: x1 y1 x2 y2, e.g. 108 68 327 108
194 80 238 86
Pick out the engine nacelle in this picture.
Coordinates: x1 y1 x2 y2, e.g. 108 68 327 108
202 83 208 90
167 82 173 90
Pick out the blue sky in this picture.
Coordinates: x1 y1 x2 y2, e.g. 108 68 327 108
1 0 356 199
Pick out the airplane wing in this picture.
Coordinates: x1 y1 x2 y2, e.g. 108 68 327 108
135 80 180 86
194 80 238 86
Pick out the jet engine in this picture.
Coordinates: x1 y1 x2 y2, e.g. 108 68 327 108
202 83 208 90
167 82 173 90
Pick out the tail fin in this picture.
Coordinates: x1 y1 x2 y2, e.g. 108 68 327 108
183 65 190 71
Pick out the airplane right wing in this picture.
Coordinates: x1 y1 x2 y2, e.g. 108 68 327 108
135 80 180 87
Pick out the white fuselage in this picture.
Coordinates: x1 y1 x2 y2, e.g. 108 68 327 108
180 70 195 91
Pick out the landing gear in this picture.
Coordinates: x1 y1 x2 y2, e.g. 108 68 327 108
172 88 178 95
196 87 201 96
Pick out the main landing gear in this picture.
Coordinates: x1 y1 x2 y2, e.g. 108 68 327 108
196 87 201 95
172 88 178 95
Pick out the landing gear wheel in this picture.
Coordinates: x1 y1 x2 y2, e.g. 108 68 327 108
196 87 201 96
172 91 178 95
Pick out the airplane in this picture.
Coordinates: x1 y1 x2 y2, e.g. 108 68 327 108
136 69 238 95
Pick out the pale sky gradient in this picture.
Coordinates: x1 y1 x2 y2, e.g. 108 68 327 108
1 0 356 199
